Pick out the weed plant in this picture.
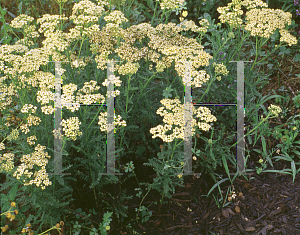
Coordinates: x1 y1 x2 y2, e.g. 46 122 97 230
0 0 300 234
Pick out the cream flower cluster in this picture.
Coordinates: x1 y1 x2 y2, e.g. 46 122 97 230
69 0 105 26
90 20 213 88
27 135 37 146
101 74 122 98
61 117 83 141
242 0 268 10
150 98 217 142
71 57 88 68
158 0 186 10
217 1 244 29
12 144 52 190
0 152 15 173
180 20 208 34
75 80 106 104
21 104 37 114
245 8 292 39
61 83 80 112
102 74 122 87
268 104 282 117
279 29 298 47
212 62 229 81
26 114 42 127
9 14 35 29
117 61 140 76
104 10 129 26
97 112 127 132
37 14 69 35
6 128 20 141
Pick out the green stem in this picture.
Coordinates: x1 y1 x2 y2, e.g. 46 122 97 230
198 71 215 103
229 113 276 149
77 38 86 61
151 1 159 26
251 36 259 71
170 138 185 160
229 30 251 62
170 138 178 160
215 37 231 57
131 71 159 112
125 75 132 113
137 186 151 217
119 74 133 149
250 41 283 72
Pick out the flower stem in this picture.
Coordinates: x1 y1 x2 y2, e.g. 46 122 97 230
229 30 251 62
151 1 159 26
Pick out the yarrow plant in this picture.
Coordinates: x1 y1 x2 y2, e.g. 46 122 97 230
0 0 299 233
217 0 298 70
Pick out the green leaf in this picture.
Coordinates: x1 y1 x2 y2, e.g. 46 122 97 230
291 161 296 182
20 205 30 213
206 178 230 197
6 10 16 18
136 146 146 156
18 1 23 15
8 184 19 201
222 155 231 184
0 193 8 204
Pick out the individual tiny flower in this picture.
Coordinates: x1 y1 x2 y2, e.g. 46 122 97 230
182 11 188 17
293 126 297 130
106 226 110 230
259 159 263 163
193 156 197 160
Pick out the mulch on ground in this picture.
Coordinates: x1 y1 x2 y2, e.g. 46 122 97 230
116 158 300 235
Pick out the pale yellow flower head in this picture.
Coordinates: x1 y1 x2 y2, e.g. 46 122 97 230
268 104 282 117
182 11 188 17
159 0 186 10
150 98 217 142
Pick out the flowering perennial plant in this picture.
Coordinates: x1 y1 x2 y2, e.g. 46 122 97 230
217 0 297 47
0 0 299 233
0 0 296 192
